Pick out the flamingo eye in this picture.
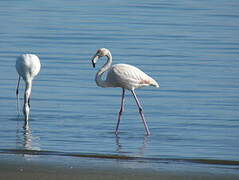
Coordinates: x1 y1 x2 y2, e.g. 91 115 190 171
98 51 104 57
97 50 101 54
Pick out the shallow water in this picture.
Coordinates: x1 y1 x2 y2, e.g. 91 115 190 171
0 0 239 173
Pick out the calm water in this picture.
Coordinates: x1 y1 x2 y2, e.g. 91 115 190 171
0 0 239 173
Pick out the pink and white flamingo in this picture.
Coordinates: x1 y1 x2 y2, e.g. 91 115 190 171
91 48 159 135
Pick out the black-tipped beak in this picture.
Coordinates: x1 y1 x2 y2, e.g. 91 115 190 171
92 61 96 68
91 54 99 68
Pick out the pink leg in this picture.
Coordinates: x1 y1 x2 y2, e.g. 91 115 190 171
115 88 125 135
131 90 151 136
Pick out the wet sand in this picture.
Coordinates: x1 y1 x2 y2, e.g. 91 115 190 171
1 157 238 180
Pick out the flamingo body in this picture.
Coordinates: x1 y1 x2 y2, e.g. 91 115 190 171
106 63 159 90
16 54 41 124
16 54 41 81
91 48 159 135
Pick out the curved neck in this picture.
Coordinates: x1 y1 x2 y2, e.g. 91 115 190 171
23 80 32 121
24 81 32 105
95 52 112 87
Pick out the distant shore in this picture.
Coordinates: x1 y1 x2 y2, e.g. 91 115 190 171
1 154 238 180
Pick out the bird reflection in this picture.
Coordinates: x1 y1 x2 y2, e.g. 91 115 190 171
115 135 149 156
16 120 40 158
23 124 33 150
115 135 122 152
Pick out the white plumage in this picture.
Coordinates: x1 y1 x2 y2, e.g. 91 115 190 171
91 48 159 135
16 54 41 125
106 63 159 90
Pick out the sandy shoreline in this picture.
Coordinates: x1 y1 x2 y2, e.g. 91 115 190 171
1 154 238 180
1 163 238 180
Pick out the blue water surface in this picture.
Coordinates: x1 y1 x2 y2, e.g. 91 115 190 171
0 0 239 173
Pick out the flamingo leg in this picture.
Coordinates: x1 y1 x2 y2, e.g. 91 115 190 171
16 76 21 115
131 90 151 136
115 88 125 135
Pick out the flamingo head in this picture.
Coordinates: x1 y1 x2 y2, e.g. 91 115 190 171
91 48 110 68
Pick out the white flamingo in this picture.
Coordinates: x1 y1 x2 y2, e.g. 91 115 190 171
16 54 41 125
91 48 159 135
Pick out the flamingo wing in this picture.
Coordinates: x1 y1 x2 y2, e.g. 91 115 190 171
106 64 158 90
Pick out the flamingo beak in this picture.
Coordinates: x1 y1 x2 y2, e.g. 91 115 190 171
92 54 99 68
92 60 96 68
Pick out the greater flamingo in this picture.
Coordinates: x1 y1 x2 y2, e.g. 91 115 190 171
91 48 159 135
16 54 41 125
